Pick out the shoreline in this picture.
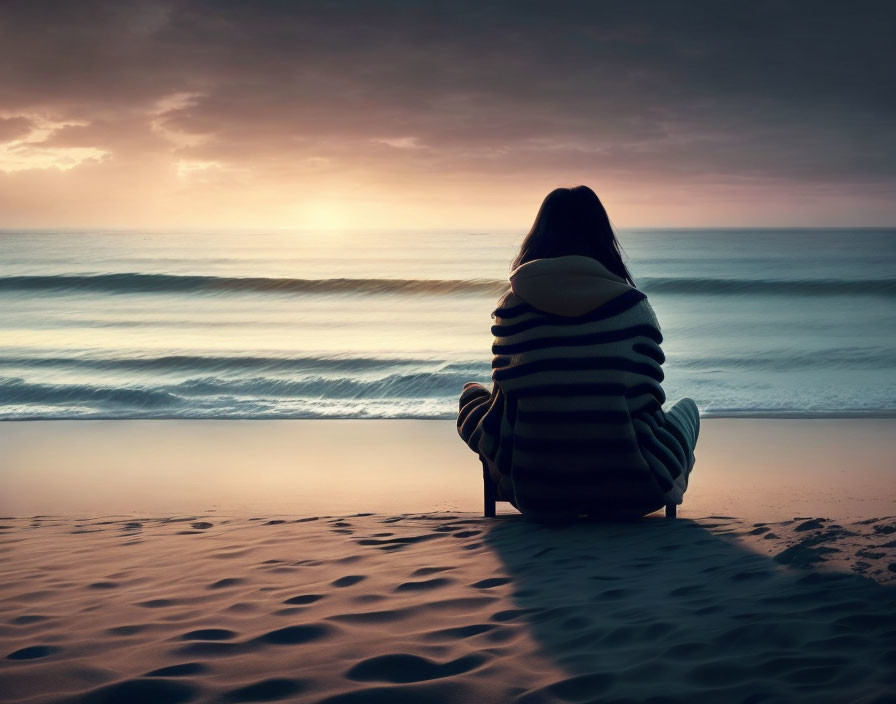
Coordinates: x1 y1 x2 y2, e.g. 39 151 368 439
2 418 894 521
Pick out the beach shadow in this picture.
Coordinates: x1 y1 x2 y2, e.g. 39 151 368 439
482 514 896 703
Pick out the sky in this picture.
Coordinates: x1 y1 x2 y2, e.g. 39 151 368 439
0 0 894 230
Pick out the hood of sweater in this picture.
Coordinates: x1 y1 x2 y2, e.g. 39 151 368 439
509 255 634 317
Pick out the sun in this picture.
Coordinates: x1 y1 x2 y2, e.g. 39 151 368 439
295 200 354 232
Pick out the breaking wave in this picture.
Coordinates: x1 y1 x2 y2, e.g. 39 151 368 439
2 272 894 297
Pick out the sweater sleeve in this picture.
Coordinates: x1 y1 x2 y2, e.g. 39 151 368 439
458 378 509 451
457 293 517 479
624 299 667 416
625 299 694 494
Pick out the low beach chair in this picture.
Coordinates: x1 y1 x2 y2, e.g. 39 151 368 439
481 458 676 519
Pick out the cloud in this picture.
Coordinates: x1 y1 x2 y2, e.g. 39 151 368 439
0 116 33 142
0 0 893 226
375 137 423 150
0 115 110 173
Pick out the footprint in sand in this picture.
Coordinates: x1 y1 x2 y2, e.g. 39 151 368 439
7 645 60 660
452 530 481 538
346 653 487 683
492 608 537 622
411 566 453 576
421 623 497 641
88 581 118 590
10 614 49 625
254 624 333 645
355 534 443 549
221 678 309 702
180 628 237 641
208 578 244 589
394 577 453 592
145 662 209 677
520 672 617 702
331 575 365 588
471 577 511 589
107 624 152 636
283 594 325 605
72 679 197 704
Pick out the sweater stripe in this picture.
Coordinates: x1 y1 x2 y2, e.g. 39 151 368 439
458 388 489 426
637 412 688 468
459 400 490 440
492 301 533 319
638 446 676 492
492 288 645 320
627 383 666 404
492 356 664 382
493 325 662 355
633 341 666 364
633 423 683 481
491 289 645 337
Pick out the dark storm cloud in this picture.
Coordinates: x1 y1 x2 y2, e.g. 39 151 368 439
1 0 894 185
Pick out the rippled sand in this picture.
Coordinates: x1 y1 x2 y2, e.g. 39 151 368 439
2 512 894 703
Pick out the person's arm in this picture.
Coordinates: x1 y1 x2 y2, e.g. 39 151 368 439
626 299 667 418
626 299 689 494
457 382 492 450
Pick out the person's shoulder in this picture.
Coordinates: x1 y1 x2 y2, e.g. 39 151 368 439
495 289 517 308
492 290 530 319
627 292 661 329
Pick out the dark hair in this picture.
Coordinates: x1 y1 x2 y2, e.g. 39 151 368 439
512 185 635 286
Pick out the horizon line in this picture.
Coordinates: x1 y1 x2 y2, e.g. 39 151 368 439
1 225 895 235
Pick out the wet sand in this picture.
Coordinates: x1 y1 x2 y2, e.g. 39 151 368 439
2 419 895 519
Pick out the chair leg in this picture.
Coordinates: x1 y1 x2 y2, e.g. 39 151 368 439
482 460 496 518
665 502 677 519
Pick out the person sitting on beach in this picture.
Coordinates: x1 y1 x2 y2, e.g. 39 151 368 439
457 186 700 522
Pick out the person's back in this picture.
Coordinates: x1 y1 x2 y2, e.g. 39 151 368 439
457 186 699 522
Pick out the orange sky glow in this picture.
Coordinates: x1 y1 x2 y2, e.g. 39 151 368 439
1 2 894 230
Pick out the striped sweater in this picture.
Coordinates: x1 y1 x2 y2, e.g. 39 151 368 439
457 255 695 520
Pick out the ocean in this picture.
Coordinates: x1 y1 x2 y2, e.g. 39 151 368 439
1 228 894 420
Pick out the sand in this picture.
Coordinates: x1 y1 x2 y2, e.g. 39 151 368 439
1 419 895 703
1 512 895 704
2 419 895 519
